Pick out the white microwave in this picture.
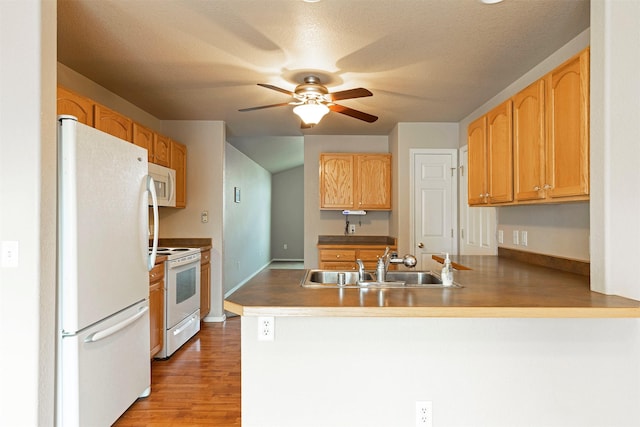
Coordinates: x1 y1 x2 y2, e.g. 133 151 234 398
148 163 176 207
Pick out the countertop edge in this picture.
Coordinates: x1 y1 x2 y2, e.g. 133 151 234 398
224 302 640 318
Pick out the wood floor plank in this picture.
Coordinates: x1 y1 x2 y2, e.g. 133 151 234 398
113 317 241 426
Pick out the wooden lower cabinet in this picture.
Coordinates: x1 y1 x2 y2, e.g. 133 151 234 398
149 262 164 359
318 245 397 270
200 249 211 319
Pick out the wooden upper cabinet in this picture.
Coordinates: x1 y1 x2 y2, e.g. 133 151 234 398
57 86 94 126
154 134 171 167
513 79 546 202
94 104 133 142
132 122 154 162
546 48 589 200
357 154 391 210
320 154 355 209
319 153 391 210
170 140 187 208
467 116 488 206
486 100 513 204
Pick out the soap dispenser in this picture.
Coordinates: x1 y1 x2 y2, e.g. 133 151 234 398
441 253 453 287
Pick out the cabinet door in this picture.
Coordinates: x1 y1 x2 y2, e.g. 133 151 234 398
149 279 164 359
170 140 187 208
320 154 354 209
358 154 391 210
94 104 133 142
57 86 94 126
486 100 513 204
513 80 546 201
154 134 171 167
467 116 487 206
546 48 589 199
132 123 154 162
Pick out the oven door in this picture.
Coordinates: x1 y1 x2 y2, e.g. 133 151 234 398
166 255 201 329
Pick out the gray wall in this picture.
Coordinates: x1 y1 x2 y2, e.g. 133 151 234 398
271 166 304 260
224 144 272 293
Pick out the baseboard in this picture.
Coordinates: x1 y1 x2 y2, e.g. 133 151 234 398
224 261 271 298
202 314 226 323
271 258 304 262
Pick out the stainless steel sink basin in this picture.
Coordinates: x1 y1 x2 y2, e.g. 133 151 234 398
301 269 462 288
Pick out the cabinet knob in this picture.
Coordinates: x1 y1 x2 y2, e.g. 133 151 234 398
418 242 424 248
534 186 540 191
543 184 552 190
336 254 340 258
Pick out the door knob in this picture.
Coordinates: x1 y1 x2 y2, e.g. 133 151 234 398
418 242 424 248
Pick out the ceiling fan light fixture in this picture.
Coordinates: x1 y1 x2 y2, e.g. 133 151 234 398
293 102 330 125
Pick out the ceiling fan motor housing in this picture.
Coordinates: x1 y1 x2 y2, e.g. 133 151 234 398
294 76 329 102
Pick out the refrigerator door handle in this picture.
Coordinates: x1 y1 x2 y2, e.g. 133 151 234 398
147 175 159 271
84 306 149 343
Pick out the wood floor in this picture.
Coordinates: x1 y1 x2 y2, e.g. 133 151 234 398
114 316 241 426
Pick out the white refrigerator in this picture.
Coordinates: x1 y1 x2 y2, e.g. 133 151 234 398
56 116 159 426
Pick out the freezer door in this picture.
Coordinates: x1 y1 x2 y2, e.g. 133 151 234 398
58 117 150 332
57 301 151 427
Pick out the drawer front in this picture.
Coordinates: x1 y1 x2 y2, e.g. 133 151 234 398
357 249 385 262
149 262 164 283
319 261 357 271
201 249 211 265
319 249 357 262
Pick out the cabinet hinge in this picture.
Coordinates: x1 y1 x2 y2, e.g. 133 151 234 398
451 229 454 238
451 167 457 177
461 228 464 239
459 165 464 177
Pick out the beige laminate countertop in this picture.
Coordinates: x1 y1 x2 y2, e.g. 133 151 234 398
224 255 640 318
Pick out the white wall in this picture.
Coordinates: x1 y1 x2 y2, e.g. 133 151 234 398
224 144 272 293
0 1 57 425
590 0 640 299
271 166 304 260
303 135 390 268
457 30 591 262
242 316 640 427
159 120 226 320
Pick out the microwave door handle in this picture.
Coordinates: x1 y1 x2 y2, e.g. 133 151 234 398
147 175 159 271
168 170 176 205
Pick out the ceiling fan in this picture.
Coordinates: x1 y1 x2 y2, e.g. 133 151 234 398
239 76 378 127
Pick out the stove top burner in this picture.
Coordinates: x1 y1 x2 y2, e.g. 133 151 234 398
150 246 200 260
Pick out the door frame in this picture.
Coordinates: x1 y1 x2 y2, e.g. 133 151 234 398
409 148 459 267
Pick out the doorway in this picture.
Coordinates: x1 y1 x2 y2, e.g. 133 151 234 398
410 149 458 270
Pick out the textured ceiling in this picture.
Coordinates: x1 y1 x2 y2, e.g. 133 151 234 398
57 0 589 172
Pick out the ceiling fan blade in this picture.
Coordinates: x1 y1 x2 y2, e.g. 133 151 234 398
328 88 372 101
257 83 294 96
238 102 292 112
329 104 378 123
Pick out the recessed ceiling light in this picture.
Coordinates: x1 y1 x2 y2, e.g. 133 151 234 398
480 0 504 4
303 0 322 3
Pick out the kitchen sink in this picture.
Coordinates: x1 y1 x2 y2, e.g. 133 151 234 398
301 269 462 289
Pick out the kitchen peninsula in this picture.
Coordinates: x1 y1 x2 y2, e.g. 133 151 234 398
226 257 640 427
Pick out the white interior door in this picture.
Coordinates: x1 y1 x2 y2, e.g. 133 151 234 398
459 146 497 255
411 150 457 270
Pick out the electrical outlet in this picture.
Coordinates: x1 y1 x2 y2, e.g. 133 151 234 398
200 210 209 223
415 401 432 427
497 229 504 244
513 230 519 245
521 230 528 247
349 224 356 234
258 316 274 341
283 243 288 250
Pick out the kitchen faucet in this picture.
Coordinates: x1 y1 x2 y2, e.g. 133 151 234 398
376 246 418 282
355 259 366 281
